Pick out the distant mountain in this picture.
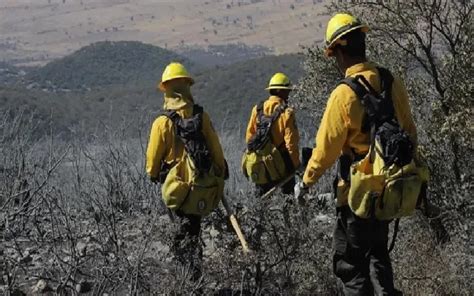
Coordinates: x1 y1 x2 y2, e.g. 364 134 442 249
2 44 304 138
0 0 328 65
0 62 25 85
26 41 192 90
177 43 270 67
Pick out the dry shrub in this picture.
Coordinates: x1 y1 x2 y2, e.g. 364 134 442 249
1 101 471 295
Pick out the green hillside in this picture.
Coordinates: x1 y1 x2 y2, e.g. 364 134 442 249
2 42 304 136
25 41 192 90
0 62 28 86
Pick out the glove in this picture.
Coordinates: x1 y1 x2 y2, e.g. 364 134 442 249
294 182 309 205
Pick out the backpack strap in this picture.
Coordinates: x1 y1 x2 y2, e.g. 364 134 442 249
340 77 369 103
376 67 395 122
339 67 395 127
256 101 287 125
339 67 395 162
160 109 180 123
156 110 181 182
161 104 204 139
270 102 288 147
160 109 184 154
161 104 211 174
340 76 372 134
256 101 265 116
161 104 204 126
249 101 287 151
271 103 287 122
255 101 265 128
192 104 204 117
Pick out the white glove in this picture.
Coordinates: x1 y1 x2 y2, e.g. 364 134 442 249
294 182 309 204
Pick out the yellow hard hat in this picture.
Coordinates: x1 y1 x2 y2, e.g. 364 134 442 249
158 62 194 91
325 13 369 57
265 72 292 90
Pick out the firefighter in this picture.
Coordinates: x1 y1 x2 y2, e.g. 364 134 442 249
295 13 416 295
245 72 300 197
146 62 226 281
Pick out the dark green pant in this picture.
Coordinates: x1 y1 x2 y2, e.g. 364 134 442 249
333 206 396 296
173 211 202 281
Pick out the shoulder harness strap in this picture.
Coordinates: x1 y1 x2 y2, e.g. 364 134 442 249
160 109 180 122
193 104 204 116
339 67 396 162
260 101 287 134
191 104 204 132
272 102 287 122
248 101 287 151
256 101 265 122
340 76 369 102
376 67 395 122
256 100 287 123
160 105 206 152
156 110 181 174
339 67 395 125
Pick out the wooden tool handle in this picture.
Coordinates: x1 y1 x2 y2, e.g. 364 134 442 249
229 214 250 254
221 196 250 254
261 172 296 199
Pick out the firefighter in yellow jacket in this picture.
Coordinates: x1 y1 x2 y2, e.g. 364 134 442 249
295 14 416 295
245 73 300 196
146 62 226 280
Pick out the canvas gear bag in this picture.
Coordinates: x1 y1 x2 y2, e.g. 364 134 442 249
242 101 288 184
161 105 224 216
340 67 429 220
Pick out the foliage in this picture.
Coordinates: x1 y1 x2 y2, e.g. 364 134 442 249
293 46 342 142
0 85 158 141
1 50 304 136
177 43 270 67
0 62 25 85
25 41 191 90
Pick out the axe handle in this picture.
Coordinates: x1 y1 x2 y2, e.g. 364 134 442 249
222 196 250 254
261 172 297 199
167 208 175 223
229 214 250 253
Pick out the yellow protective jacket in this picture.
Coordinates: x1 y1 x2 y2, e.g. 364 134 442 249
303 62 417 187
245 96 301 169
146 96 226 180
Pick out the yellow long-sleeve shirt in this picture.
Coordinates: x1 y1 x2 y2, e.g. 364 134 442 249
303 62 417 186
146 104 226 180
245 96 301 168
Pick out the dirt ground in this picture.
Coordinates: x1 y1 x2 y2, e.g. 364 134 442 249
0 0 329 66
